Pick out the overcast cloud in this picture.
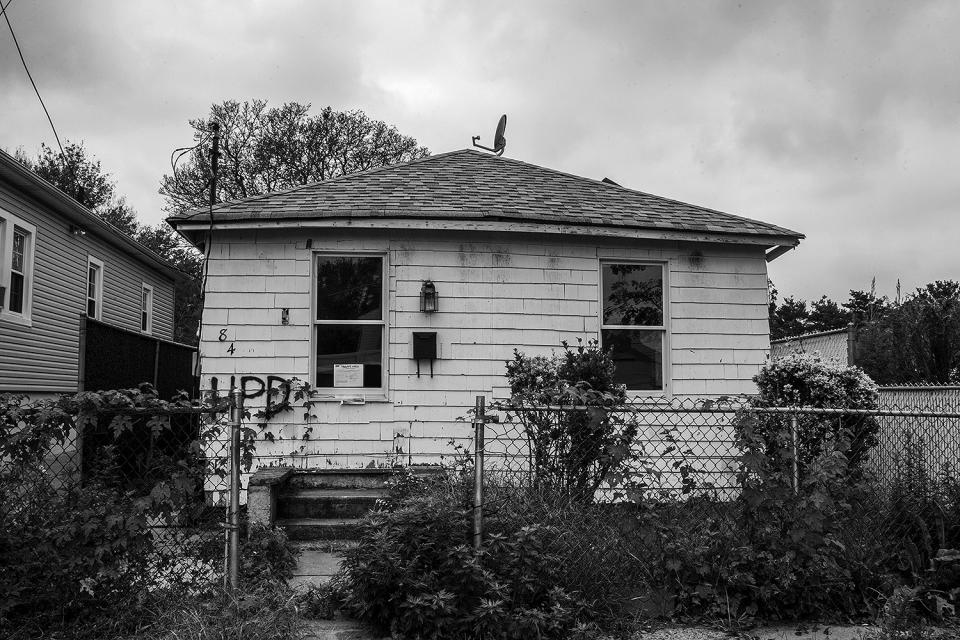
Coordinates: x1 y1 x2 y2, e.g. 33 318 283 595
1 0 957 302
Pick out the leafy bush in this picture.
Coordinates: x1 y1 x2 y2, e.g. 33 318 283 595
0 388 234 638
502 339 635 503
338 473 598 639
0 469 155 637
728 413 884 618
747 353 880 471
241 524 299 586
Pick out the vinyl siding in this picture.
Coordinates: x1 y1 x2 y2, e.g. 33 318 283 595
0 182 176 393
199 227 772 472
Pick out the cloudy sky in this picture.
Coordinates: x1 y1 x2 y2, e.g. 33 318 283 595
1 0 957 302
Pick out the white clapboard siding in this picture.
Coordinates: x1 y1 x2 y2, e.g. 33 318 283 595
199 228 772 471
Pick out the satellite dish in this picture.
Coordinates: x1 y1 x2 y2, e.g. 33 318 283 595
472 114 507 156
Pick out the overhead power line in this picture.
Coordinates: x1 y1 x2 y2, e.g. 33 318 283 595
2 0 67 162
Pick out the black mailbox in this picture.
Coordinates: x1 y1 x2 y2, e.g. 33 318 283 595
412 332 437 360
412 332 437 378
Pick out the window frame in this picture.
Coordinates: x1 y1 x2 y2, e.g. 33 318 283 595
310 250 389 401
140 283 154 334
598 258 671 396
86 256 104 321
0 210 37 326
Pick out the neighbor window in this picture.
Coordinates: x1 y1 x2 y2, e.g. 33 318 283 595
0 211 36 324
313 254 385 392
600 261 666 391
141 283 153 334
87 257 104 320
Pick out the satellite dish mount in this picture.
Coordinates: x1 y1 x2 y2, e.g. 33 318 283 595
472 114 507 156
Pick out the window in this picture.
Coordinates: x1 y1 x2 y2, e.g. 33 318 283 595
313 254 386 393
600 261 667 391
0 210 36 324
141 284 153 333
86 257 104 320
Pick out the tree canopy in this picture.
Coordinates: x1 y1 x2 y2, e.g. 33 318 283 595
769 279 960 384
159 100 430 214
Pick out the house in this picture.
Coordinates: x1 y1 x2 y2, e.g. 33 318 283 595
0 148 192 400
168 149 803 475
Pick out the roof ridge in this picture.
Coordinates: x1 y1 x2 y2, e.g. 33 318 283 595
173 149 472 220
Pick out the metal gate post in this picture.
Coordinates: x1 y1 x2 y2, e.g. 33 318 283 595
228 388 243 591
473 395 485 551
790 415 799 494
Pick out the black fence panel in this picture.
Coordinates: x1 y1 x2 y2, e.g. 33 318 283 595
157 340 197 399
81 316 197 398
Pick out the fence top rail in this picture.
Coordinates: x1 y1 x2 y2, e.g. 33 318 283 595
495 404 960 419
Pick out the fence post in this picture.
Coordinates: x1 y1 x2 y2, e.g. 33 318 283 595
473 395 485 551
791 415 799 494
228 388 243 591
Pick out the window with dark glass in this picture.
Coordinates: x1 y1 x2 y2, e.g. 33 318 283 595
9 227 27 313
314 255 384 389
600 262 666 391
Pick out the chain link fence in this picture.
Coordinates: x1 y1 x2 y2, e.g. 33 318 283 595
0 394 242 634
79 405 234 589
475 396 960 610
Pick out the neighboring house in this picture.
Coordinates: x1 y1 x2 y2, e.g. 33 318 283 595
0 148 191 399
770 326 854 366
168 149 803 470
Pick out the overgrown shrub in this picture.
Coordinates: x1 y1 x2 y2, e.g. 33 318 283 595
502 339 635 502
0 388 234 638
338 472 599 639
747 353 880 472
241 524 299 586
0 469 155 637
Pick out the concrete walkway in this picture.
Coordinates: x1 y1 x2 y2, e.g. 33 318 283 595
301 618 387 640
289 548 344 589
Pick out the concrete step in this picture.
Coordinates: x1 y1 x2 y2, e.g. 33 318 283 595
279 517 366 541
288 469 395 490
278 488 386 520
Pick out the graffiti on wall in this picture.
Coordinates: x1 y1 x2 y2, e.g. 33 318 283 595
210 374 292 413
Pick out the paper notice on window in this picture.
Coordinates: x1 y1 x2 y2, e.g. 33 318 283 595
333 364 364 388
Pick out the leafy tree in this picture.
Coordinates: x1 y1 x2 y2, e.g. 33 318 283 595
769 295 808 339
159 100 430 213
844 289 890 325
855 281 960 384
15 142 114 212
806 295 851 332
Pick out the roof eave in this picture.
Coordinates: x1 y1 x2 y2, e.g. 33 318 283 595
169 215 803 249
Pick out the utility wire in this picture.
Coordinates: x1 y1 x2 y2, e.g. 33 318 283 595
2 0 66 161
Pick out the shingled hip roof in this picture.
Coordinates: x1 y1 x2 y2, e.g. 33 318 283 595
168 149 803 244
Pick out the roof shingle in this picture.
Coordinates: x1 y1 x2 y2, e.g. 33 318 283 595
168 149 803 242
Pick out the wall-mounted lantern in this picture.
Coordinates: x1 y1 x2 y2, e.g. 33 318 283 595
420 280 438 313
